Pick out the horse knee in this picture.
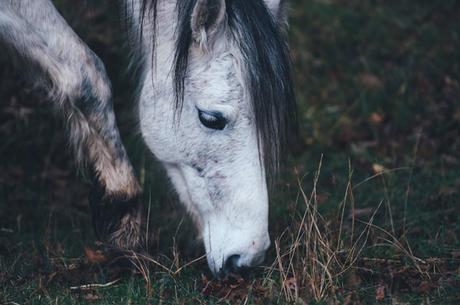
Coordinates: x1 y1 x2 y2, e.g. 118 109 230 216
80 52 112 105
48 51 143 249
56 53 140 198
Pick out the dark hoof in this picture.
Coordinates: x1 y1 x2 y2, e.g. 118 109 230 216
89 182 143 251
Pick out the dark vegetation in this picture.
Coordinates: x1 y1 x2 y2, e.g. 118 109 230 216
1 0 459 304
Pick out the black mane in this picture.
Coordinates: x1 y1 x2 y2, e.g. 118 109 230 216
141 0 297 179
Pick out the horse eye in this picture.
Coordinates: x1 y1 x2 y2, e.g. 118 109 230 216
198 109 227 130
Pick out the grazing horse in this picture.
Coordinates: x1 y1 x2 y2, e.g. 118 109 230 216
0 0 296 276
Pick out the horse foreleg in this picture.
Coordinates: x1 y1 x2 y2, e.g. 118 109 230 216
0 1 143 249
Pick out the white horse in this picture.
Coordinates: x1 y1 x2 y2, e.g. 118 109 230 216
0 0 296 276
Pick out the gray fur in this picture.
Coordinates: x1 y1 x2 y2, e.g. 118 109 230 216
0 0 142 248
130 0 293 275
0 0 293 275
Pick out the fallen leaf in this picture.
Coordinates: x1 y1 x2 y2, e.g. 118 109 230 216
343 292 353 305
369 112 384 125
375 284 385 301
359 73 383 90
454 109 460 122
439 186 457 196
83 293 101 301
372 163 387 174
441 155 458 165
316 193 329 205
416 281 431 293
284 276 298 297
346 270 362 287
84 246 107 264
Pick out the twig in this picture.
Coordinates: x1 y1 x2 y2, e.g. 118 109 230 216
70 278 120 291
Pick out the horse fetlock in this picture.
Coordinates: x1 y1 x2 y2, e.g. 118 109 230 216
89 180 144 250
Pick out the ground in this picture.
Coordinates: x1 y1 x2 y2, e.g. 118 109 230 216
1 0 459 304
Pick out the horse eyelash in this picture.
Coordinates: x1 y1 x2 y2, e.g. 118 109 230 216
197 109 228 130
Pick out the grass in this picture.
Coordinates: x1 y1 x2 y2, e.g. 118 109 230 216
1 0 460 304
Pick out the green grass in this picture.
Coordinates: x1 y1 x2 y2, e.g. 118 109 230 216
1 0 460 304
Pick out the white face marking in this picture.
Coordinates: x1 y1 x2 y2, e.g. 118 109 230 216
139 32 270 275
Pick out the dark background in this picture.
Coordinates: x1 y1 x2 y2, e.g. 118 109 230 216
1 0 459 304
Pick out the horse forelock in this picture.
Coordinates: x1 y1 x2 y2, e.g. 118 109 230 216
140 0 297 181
226 0 297 181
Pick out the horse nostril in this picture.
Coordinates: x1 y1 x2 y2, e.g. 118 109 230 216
223 254 241 274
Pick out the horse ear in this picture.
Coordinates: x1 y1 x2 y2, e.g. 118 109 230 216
191 0 226 50
264 0 289 26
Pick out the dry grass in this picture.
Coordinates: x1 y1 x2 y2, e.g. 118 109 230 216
79 149 456 304
264 156 377 303
260 152 442 304
1 0 460 303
